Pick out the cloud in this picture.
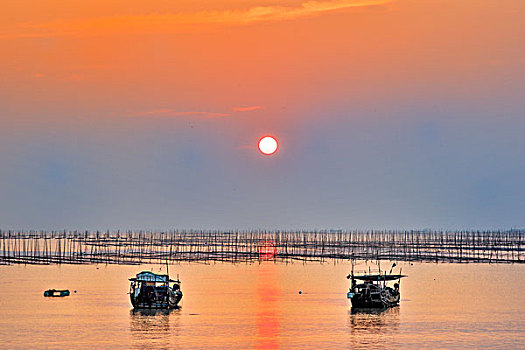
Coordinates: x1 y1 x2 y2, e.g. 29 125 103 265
0 0 393 39
233 106 262 112
237 144 255 150
128 109 230 119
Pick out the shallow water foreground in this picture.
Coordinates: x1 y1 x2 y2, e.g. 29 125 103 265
0 262 523 349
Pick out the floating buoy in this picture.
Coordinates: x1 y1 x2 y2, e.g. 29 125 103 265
43 289 70 297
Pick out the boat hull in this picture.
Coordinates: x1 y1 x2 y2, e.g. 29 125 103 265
130 290 182 309
347 291 399 309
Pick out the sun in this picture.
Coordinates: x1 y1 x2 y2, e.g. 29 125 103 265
258 136 278 155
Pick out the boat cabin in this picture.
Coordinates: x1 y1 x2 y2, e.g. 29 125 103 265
347 273 405 309
129 271 182 309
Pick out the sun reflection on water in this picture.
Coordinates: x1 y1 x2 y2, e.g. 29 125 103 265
255 263 280 349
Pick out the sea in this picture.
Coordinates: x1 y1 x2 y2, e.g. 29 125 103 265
0 261 523 349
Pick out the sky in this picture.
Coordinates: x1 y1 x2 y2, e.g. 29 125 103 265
1 0 524 230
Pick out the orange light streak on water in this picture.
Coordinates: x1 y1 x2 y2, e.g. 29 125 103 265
255 263 281 349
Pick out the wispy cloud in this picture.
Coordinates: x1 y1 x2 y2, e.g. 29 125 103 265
1 0 392 39
128 109 230 119
237 144 255 150
233 106 262 112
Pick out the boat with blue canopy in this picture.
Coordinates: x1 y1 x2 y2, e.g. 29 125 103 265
129 271 182 309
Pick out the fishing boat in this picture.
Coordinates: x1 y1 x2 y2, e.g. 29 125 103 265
43 289 70 297
347 264 406 309
129 271 182 309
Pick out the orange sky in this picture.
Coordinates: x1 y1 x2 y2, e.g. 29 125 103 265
1 0 524 229
3 0 523 130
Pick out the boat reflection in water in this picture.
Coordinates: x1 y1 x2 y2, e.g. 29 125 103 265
129 307 181 349
348 307 401 347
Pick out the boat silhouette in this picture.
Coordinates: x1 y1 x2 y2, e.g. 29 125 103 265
129 271 182 309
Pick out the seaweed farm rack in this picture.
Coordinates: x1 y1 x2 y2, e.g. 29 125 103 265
0 229 523 265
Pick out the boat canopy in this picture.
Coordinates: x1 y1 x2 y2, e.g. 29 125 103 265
129 271 177 283
353 274 406 282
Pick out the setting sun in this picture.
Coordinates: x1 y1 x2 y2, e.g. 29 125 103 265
258 136 278 155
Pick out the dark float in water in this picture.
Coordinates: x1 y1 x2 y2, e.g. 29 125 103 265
43 289 70 297
129 271 182 309
347 264 406 310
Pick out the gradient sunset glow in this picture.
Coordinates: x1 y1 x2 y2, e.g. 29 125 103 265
0 0 524 229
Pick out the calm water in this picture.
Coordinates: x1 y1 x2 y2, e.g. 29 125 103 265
0 261 523 349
